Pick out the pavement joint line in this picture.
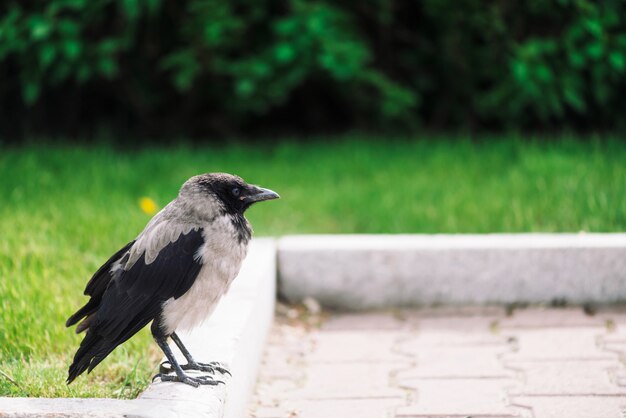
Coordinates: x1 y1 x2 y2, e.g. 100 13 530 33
486 332 526 418
506 399 536 418
388 331 419 417
601 341 626 389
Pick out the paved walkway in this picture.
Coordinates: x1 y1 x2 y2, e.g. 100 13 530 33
249 306 626 418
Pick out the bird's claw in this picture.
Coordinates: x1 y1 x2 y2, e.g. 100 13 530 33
159 360 231 376
152 373 224 387
184 361 231 376
159 361 174 375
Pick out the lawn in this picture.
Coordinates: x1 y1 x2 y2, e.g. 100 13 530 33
1 135 625 398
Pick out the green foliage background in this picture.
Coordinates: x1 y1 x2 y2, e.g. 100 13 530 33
2 0 626 138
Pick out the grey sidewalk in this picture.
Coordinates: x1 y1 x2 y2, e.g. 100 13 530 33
249 306 626 418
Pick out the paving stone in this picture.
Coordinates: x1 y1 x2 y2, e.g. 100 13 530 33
307 331 410 363
411 330 509 347
599 317 626 341
403 311 503 327
254 379 302 401
613 368 626 386
257 366 305 387
603 332 626 345
398 345 514 379
601 326 626 344
252 308 626 418
321 312 407 331
598 318 626 369
257 366 305 382
280 398 405 418
507 360 626 395
500 308 605 328
400 306 507 321
602 342 626 362
257 352 306 377
399 312 512 349
248 406 288 418
257 324 314 381
403 324 509 348
263 325 313 356
290 363 406 400
510 396 626 418
396 379 521 417
502 328 616 361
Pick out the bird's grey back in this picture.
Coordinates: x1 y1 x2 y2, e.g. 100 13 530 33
124 196 225 268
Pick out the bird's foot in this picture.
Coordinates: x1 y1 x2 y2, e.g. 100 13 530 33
159 360 231 376
152 372 223 387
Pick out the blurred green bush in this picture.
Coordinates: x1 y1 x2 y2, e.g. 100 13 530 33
1 0 626 138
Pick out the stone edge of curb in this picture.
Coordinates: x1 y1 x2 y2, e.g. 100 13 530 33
0 238 276 418
277 234 626 310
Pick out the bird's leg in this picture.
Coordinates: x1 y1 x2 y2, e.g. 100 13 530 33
151 323 223 387
169 332 231 376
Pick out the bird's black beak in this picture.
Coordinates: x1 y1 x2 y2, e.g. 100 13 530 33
244 186 280 204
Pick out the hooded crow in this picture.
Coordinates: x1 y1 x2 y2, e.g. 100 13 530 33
66 173 279 387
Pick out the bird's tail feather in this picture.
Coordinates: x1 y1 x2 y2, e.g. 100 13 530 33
66 299 98 328
67 331 108 384
67 314 155 384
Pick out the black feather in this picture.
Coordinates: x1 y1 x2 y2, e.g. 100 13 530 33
67 228 204 384
66 241 135 328
230 213 252 244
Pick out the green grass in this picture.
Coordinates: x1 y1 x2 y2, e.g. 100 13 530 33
1 135 625 398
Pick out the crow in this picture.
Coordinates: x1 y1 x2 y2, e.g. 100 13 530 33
66 173 279 387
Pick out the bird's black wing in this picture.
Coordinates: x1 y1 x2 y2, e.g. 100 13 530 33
66 240 135 328
67 227 204 383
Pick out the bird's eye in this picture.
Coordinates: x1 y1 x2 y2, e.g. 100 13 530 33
231 187 241 197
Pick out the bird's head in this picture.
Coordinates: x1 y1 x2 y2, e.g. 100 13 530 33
179 173 279 217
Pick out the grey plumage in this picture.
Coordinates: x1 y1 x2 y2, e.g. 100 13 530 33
66 173 279 385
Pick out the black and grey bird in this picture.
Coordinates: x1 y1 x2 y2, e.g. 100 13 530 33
66 173 279 386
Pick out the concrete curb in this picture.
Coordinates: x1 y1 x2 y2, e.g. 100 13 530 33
278 234 626 310
0 238 276 418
